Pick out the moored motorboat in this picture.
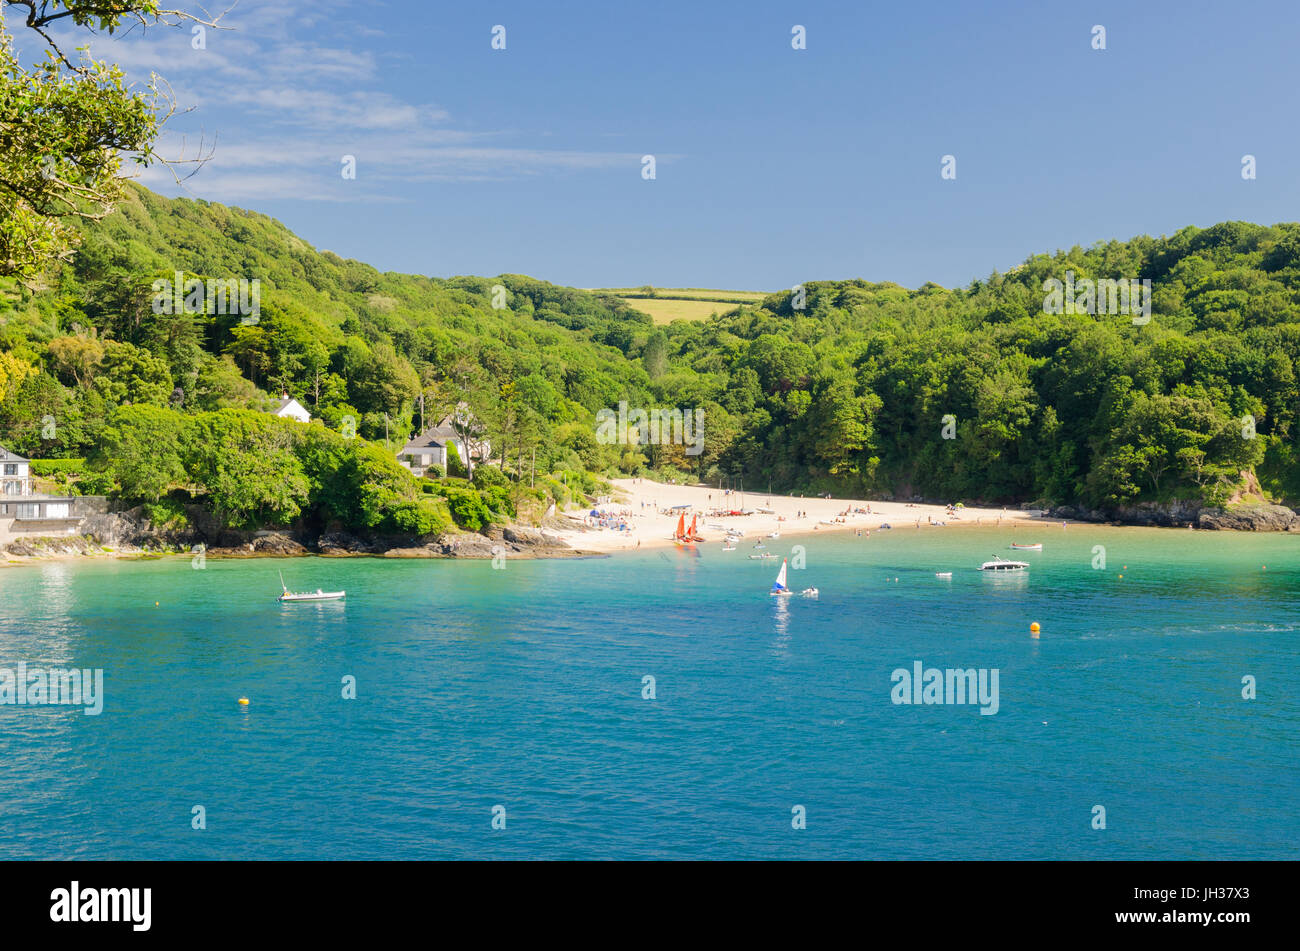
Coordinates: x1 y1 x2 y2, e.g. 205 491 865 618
278 571 345 602
279 588 346 602
979 557 1028 571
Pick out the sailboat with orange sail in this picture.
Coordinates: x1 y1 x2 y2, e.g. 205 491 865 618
673 512 693 546
686 514 705 542
673 512 705 546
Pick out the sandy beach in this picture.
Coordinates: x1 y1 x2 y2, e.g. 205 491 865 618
552 478 1050 553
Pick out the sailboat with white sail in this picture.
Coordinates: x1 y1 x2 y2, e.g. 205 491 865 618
769 558 818 597
770 558 792 596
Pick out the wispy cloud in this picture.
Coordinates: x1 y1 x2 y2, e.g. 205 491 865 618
23 0 660 202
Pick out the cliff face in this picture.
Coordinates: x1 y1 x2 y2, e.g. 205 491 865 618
1049 500 1300 531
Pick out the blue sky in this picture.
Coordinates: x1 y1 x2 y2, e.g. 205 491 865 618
25 0 1300 290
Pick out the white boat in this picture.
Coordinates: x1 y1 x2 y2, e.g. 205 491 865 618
767 531 781 539
280 589 346 602
799 587 819 598
1010 543 1043 551
722 543 737 551
935 572 952 578
749 552 777 560
979 557 1028 572
279 571 345 602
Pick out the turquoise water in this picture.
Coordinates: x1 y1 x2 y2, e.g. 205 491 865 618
0 524 1297 859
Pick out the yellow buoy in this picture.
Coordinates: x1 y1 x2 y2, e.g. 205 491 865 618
155 601 159 606
1118 573 1123 579
1030 622 1040 634
238 697 249 706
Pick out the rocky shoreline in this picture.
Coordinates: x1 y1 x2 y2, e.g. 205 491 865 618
2 504 599 562
7 494 1299 564
1047 500 1300 531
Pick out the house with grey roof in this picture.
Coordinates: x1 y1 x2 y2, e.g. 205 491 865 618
397 414 490 477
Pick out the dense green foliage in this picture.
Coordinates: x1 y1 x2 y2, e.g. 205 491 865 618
2 185 1298 520
86 404 453 533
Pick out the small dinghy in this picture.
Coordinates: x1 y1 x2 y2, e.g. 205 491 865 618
749 552 777 560
799 587 819 598
278 571 344 602
722 543 737 551
1010 543 1042 551
935 571 953 578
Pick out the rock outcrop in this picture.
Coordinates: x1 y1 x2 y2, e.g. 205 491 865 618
1197 503 1300 531
1049 500 1300 531
9 499 587 559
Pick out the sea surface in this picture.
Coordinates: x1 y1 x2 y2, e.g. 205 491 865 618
0 524 1296 859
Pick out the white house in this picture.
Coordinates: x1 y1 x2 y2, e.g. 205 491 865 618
0 445 100 545
397 413 490 477
271 393 311 423
1 445 33 498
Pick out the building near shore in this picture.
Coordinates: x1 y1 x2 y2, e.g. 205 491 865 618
0 446 107 546
397 413 491 477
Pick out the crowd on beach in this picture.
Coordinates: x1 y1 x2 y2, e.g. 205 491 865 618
559 481 1044 556
584 507 635 531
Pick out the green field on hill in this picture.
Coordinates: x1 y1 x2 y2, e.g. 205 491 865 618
591 287 772 324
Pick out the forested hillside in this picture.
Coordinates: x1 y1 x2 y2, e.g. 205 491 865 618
2 185 1299 532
